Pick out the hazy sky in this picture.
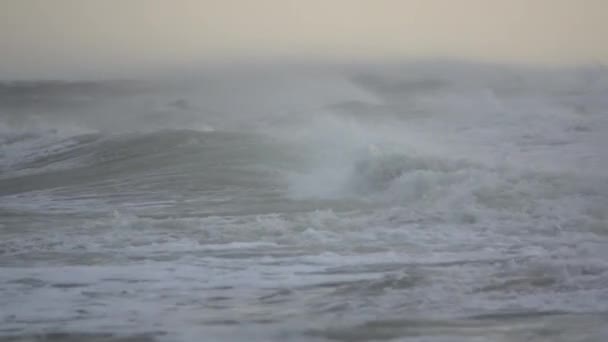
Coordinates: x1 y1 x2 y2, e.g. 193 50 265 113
1 0 607 78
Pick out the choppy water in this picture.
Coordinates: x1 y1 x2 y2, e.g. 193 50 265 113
1 64 608 341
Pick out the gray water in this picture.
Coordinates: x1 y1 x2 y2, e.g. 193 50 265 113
1 63 608 341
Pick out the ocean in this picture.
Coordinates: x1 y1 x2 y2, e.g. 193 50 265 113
1 63 607 341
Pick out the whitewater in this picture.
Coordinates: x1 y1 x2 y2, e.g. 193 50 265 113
1 63 607 341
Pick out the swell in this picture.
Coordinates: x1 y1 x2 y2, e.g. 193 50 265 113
0 129 294 196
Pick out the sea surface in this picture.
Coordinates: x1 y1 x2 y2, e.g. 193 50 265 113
1 63 608 341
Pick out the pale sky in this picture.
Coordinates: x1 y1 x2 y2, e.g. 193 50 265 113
1 0 607 78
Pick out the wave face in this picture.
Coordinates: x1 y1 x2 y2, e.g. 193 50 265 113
1 63 608 341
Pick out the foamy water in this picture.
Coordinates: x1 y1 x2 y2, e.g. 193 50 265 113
1 63 607 341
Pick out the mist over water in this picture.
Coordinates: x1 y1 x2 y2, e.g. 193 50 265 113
1 62 608 341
